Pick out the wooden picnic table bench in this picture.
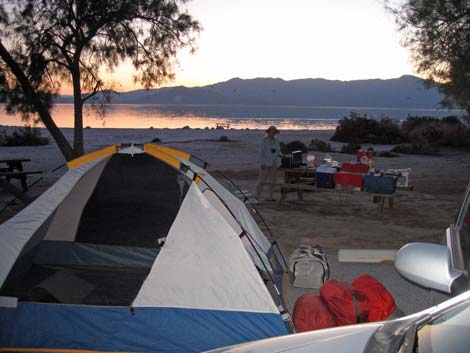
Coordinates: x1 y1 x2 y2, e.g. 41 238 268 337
0 170 43 191
0 158 31 172
0 158 42 203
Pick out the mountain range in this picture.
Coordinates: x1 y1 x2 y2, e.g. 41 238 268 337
57 75 444 108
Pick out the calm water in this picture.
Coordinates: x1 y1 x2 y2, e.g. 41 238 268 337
0 104 463 130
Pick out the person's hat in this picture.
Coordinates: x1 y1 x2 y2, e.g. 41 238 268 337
265 125 280 134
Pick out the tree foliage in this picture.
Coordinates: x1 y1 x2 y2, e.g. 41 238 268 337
385 0 470 115
0 0 200 160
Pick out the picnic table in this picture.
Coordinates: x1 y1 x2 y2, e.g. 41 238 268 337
277 167 316 202
0 158 42 203
274 166 403 216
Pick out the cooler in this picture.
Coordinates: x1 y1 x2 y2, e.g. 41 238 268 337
316 166 336 189
363 175 397 194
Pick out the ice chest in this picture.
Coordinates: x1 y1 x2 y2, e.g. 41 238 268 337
334 173 363 191
363 175 396 194
341 163 369 174
316 166 336 189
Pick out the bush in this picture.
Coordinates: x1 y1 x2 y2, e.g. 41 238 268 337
309 138 332 152
377 150 399 158
1 126 49 146
391 142 440 155
402 115 470 147
218 135 229 142
331 112 403 144
182 125 190 129
151 137 161 143
340 142 362 154
280 140 308 154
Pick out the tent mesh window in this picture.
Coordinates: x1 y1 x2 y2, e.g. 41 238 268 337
1 153 191 306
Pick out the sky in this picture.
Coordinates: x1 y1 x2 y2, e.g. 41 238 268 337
100 0 414 93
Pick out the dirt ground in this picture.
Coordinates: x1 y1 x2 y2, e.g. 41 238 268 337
1 128 469 259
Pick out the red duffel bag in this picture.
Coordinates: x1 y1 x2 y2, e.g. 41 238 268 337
352 274 396 322
320 280 369 326
292 294 338 332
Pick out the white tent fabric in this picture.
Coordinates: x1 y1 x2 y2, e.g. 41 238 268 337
184 161 273 271
0 158 108 287
133 183 278 314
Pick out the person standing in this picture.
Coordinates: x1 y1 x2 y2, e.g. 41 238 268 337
254 125 281 201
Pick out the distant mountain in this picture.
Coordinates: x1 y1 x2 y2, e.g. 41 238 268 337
57 75 444 108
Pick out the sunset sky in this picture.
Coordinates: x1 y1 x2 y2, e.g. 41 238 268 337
98 0 413 93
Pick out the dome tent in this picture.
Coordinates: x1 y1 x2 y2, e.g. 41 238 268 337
0 144 289 353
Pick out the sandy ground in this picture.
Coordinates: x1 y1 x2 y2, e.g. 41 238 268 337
1 126 469 253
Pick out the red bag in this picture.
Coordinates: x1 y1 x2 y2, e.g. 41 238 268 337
352 274 396 322
293 294 338 332
320 280 369 326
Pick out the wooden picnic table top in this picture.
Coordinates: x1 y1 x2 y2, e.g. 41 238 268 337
0 170 43 177
278 167 316 173
0 158 31 164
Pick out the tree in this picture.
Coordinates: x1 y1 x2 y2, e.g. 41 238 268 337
385 0 470 116
0 0 200 160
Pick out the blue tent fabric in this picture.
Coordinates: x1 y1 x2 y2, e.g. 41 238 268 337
0 303 288 352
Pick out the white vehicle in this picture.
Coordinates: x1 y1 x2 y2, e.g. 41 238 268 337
208 182 470 353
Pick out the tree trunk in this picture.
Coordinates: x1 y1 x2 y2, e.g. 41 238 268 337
0 40 76 161
71 63 84 156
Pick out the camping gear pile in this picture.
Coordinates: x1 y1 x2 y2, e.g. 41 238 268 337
293 274 396 332
0 144 290 353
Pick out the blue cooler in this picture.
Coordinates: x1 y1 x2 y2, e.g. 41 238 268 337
363 175 397 194
316 166 336 189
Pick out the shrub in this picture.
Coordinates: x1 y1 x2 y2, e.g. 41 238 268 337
401 115 470 147
218 135 229 142
377 150 399 158
1 126 49 146
331 112 403 144
280 140 308 154
340 142 362 154
309 138 332 152
182 125 190 129
391 142 440 155
151 137 161 143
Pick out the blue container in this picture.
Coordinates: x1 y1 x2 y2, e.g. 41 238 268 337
316 167 336 189
363 175 396 194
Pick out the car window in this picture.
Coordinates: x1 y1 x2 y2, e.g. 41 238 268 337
457 196 470 274
411 301 470 353
459 195 470 275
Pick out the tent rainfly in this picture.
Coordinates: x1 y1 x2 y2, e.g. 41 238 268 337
0 144 290 353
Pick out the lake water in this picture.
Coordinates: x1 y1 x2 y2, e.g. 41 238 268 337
0 104 463 130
